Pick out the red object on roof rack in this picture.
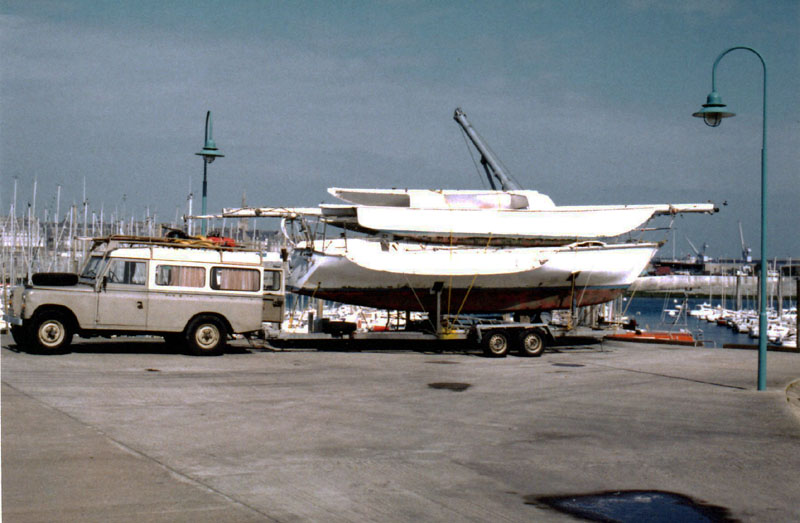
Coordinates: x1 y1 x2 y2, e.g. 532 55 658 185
207 236 236 248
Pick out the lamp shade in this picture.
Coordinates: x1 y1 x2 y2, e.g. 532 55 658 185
693 91 735 127
195 145 225 163
195 111 225 163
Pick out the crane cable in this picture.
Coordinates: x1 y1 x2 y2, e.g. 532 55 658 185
460 128 489 190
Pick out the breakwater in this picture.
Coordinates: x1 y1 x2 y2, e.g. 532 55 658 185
631 275 798 298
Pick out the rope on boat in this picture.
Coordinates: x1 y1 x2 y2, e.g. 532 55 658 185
447 232 455 330
619 286 639 331
401 272 438 333
451 232 494 325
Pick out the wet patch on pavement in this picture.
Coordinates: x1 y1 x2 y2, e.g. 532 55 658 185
428 382 471 392
524 490 738 522
551 363 585 368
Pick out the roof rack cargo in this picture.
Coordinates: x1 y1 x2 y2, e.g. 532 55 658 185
88 235 248 252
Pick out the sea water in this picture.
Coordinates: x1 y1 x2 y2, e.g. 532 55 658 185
620 296 795 347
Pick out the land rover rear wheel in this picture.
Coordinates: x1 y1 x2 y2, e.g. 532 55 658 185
30 311 73 354
186 315 227 356
482 330 510 357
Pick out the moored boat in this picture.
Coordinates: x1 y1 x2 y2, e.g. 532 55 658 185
605 330 698 346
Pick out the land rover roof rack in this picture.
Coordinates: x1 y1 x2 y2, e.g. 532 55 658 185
88 235 247 252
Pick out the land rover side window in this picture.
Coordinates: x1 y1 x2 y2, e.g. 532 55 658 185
210 267 260 291
263 270 281 292
106 260 147 285
156 265 205 288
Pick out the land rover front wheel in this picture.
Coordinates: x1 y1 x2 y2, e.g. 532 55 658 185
30 311 73 354
186 316 227 356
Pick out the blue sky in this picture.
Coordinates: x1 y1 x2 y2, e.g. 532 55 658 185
1 1 798 258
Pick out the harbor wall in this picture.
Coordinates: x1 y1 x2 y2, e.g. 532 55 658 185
631 275 798 298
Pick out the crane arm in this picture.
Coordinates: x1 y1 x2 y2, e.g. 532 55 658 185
453 108 522 191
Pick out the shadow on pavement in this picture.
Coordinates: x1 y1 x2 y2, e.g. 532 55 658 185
3 338 256 356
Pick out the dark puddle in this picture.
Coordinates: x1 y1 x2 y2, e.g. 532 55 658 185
551 363 585 368
525 490 738 522
428 382 471 392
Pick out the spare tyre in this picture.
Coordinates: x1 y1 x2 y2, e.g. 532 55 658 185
31 272 79 286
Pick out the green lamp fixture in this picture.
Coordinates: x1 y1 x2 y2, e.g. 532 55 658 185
195 111 224 235
692 90 735 127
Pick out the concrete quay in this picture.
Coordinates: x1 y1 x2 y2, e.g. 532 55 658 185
2 336 800 522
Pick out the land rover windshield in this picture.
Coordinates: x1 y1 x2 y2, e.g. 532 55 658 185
80 255 106 281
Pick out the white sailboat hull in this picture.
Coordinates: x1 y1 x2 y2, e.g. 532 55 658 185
288 239 658 313
324 188 717 243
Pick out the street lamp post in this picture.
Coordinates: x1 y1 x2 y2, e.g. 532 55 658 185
195 111 224 236
693 46 768 390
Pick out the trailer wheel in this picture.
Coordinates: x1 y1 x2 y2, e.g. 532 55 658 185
186 315 226 356
30 311 73 354
483 331 510 357
518 329 546 357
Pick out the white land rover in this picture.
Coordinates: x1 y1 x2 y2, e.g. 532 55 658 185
5 236 285 355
